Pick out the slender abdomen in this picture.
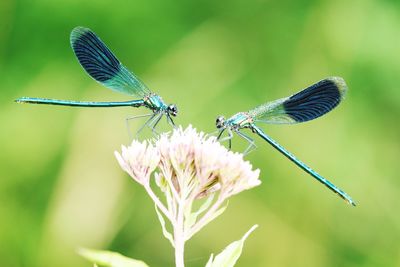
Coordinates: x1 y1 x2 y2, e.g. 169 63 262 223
15 97 144 107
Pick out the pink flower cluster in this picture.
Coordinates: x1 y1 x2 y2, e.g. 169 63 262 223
115 126 260 200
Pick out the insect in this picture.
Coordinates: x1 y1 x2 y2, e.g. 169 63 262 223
215 77 356 206
16 27 177 135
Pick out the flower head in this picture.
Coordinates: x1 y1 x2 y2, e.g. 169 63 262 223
115 125 261 246
114 140 160 185
115 125 261 200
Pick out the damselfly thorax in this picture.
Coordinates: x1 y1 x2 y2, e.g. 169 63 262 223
225 112 254 130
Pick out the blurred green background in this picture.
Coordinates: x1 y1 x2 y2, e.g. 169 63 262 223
1 0 400 266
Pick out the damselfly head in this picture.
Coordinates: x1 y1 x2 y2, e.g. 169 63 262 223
216 116 226 129
167 104 178 117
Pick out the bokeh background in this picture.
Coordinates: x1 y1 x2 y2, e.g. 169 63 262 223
1 0 400 266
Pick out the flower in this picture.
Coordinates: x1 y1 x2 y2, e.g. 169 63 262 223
116 125 261 201
114 140 160 185
114 125 261 266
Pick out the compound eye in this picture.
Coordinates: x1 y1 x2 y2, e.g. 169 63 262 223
216 116 225 128
168 104 178 116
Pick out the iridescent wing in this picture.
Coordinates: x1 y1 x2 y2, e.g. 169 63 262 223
70 27 151 98
248 77 348 124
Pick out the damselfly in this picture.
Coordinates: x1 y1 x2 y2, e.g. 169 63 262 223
215 77 355 206
16 27 177 134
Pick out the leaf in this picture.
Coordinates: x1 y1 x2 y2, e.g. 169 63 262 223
202 202 228 228
78 248 149 267
205 225 258 267
205 254 214 267
155 204 175 247
187 201 229 240
185 194 215 230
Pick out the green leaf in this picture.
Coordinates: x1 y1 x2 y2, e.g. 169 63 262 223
154 204 175 247
205 225 258 267
188 201 229 240
205 254 214 267
202 202 228 228
185 194 215 230
78 248 149 267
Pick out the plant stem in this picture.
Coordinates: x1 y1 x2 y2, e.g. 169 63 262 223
187 197 225 240
174 195 185 267
144 184 174 223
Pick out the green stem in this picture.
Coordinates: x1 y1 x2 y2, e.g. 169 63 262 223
187 197 225 240
174 193 185 267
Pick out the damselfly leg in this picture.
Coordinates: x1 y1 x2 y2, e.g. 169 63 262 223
148 112 163 137
217 129 234 150
134 113 158 139
125 113 154 140
216 129 225 140
206 130 221 139
236 130 257 156
166 115 176 128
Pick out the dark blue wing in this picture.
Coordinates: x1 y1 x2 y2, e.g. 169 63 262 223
249 77 348 124
70 27 150 98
